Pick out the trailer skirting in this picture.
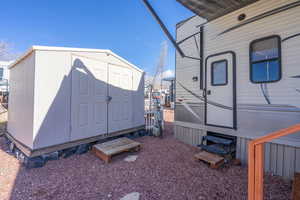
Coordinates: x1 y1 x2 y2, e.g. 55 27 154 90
174 123 300 180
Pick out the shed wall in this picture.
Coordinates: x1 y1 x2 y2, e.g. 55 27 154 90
8 52 35 148
33 50 72 149
32 49 144 149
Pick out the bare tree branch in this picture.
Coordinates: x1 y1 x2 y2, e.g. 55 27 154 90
0 41 18 61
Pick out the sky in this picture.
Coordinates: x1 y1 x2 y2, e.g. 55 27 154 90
0 0 193 76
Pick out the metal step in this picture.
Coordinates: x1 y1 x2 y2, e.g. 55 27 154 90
203 135 233 146
198 144 229 155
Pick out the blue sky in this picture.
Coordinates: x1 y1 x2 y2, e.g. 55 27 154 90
0 0 193 75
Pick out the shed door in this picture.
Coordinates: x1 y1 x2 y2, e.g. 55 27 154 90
108 64 133 133
71 56 108 140
205 52 236 129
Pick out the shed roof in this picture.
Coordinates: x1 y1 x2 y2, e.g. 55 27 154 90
176 0 259 21
9 46 143 72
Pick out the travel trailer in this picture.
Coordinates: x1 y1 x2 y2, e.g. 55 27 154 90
143 0 300 179
7 46 144 157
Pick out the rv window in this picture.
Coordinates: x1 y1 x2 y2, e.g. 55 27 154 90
250 36 281 83
211 60 228 86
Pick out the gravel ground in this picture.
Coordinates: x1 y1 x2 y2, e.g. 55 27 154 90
0 111 292 200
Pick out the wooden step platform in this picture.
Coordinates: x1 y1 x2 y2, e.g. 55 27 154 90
293 173 300 200
194 151 224 169
92 137 141 163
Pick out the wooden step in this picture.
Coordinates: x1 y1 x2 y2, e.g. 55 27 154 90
293 173 300 200
92 137 141 163
194 151 224 169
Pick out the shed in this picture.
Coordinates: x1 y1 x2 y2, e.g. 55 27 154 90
7 46 145 156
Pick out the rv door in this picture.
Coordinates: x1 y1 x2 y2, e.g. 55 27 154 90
205 52 236 129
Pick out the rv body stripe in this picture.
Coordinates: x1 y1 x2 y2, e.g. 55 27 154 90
282 33 300 42
177 31 202 45
177 81 232 110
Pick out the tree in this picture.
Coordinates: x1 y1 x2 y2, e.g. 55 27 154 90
0 41 18 61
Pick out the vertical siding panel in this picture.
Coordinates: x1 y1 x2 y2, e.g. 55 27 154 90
296 148 300 173
187 128 193 145
236 137 241 160
276 145 284 177
245 139 249 164
184 127 188 144
264 143 271 172
191 128 195 146
238 138 243 163
195 129 200 145
190 128 194 146
178 126 182 141
241 138 247 164
180 127 184 143
270 144 278 175
193 129 198 146
283 146 295 179
188 128 192 145
196 129 200 145
176 126 179 139
181 127 185 142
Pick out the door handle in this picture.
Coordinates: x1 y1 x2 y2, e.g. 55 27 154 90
106 96 112 102
207 90 211 95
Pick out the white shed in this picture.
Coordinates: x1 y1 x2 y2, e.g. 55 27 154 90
7 46 144 156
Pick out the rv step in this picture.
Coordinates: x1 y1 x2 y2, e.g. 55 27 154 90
203 135 233 145
194 151 224 169
293 173 300 200
198 144 229 155
92 137 141 163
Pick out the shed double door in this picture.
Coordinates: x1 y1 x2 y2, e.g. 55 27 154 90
108 64 133 133
71 56 133 141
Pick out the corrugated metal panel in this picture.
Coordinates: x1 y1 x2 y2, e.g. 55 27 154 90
174 124 205 146
237 137 300 179
296 149 300 172
176 124 300 179
283 146 295 178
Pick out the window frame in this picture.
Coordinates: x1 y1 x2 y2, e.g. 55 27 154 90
249 35 282 84
211 59 228 86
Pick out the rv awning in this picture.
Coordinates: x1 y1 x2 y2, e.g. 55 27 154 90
176 0 259 21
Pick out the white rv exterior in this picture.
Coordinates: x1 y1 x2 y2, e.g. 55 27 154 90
7 46 144 155
175 0 300 179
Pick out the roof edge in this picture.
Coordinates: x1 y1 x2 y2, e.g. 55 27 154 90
8 46 144 73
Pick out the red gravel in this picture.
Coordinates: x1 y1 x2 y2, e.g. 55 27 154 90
0 112 292 200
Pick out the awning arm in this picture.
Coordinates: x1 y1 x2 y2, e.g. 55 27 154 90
142 0 186 58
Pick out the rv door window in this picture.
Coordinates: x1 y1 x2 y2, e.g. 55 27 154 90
250 36 281 83
211 60 228 86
